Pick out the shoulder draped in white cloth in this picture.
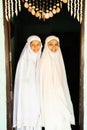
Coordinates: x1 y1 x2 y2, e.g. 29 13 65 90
40 36 75 130
13 35 42 130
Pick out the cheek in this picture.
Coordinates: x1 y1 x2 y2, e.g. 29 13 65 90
48 46 52 50
37 46 41 50
55 46 58 50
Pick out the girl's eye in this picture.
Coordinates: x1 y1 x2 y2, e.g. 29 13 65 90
55 44 58 46
49 44 53 46
37 44 41 46
49 44 58 46
31 44 41 47
31 44 34 47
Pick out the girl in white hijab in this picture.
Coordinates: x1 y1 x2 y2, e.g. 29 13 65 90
13 35 42 130
40 35 75 130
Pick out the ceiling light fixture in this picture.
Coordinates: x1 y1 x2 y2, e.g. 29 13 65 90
4 0 83 23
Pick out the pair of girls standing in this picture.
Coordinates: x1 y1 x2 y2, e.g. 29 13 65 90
13 35 75 130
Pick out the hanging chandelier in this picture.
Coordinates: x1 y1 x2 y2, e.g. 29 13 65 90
4 0 83 23
23 0 67 21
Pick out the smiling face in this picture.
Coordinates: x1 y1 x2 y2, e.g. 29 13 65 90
47 39 59 52
30 40 41 53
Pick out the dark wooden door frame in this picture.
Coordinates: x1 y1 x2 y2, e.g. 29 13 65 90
3 11 13 130
79 0 85 129
3 4 84 130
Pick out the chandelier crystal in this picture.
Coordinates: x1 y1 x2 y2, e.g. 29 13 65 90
23 0 66 21
4 0 83 23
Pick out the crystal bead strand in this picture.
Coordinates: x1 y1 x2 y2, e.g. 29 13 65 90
79 0 83 23
67 0 70 11
48 0 53 17
31 0 35 15
11 0 14 17
24 0 29 9
5 0 8 21
42 0 45 20
35 0 39 11
70 0 73 16
28 0 32 13
74 0 76 18
56 0 61 13
49 0 52 11
15 0 18 16
52 0 57 14
18 0 21 11
35 0 40 18
77 0 80 22
29 0 32 6
8 0 11 20
39 0 42 13
39 0 42 19
45 0 49 19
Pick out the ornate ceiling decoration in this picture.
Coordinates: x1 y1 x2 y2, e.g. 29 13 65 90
4 0 83 23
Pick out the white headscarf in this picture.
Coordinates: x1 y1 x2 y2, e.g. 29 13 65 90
13 35 42 129
40 35 75 130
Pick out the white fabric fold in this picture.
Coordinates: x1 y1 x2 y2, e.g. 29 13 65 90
40 36 75 130
13 35 42 130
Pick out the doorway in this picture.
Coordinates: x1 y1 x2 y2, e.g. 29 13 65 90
5 3 81 130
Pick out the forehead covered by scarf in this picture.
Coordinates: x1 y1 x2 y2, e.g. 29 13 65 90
45 35 60 47
27 35 41 45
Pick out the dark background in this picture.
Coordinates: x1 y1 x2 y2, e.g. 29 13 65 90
11 3 81 130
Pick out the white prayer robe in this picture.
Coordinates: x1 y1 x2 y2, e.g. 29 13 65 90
40 36 75 130
13 35 42 130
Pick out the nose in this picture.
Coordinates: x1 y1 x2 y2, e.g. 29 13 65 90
52 45 56 48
